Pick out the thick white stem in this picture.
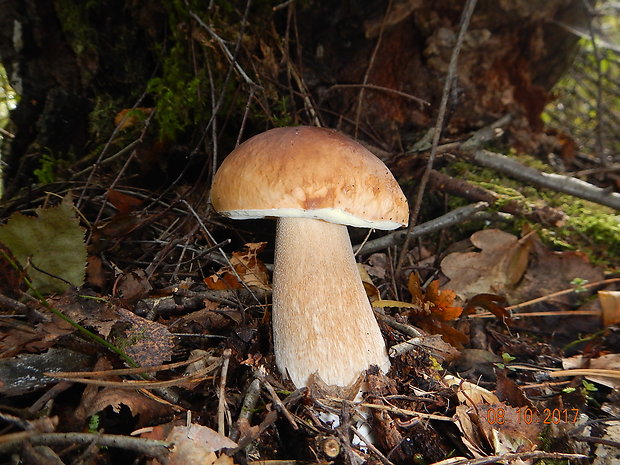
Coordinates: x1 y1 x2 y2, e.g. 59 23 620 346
272 217 390 388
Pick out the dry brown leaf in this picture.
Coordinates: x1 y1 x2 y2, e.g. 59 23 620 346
477 403 541 460
405 273 467 348
0 242 25 298
205 242 270 290
114 269 152 303
443 374 500 406
495 370 534 409
75 358 169 426
358 263 381 302
166 424 238 465
562 354 620 389
453 405 487 458
364 253 391 279
107 189 145 214
441 229 532 301
115 308 174 367
510 236 604 305
114 107 152 130
463 294 510 321
408 274 463 320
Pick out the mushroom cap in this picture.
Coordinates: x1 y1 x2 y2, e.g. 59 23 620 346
211 126 409 230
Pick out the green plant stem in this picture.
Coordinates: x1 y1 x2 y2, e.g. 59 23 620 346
1 250 139 368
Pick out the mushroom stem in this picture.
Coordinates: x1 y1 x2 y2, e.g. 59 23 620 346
272 217 390 388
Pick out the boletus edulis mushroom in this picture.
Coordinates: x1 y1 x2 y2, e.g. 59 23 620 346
211 126 408 388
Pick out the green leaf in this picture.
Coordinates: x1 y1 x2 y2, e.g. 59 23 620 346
0 194 87 294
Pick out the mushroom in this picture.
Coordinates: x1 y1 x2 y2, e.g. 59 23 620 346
211 126 408 388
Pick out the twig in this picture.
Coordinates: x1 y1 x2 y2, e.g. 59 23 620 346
356 202 489 255
459 114 513 153
329 84 429 106
187 9 257 87
506 277 620 311
358 403 453 422
395 0 479 277
354 0 393 137
388 337 425 358
374 311 424 338
45 372 214 389
256 369 299 430
218 349 232 435
0 432 171 460
427 170 566 225
229 377 262 442
464 149 620 210
350 425 395 465
428 451 588 465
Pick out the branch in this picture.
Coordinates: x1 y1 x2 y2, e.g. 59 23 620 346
466 149 620 210
428 170 566 225
0 432 170 460
356 202 489 255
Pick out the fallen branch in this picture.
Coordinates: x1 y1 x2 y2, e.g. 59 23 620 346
0 432 170 460
428 170 566 225
465 149 620 210
356 202 489 255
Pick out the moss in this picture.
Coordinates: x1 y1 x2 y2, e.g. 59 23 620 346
445 159 620 268
52 0 100 84
88 95 121 140
144 2 216 141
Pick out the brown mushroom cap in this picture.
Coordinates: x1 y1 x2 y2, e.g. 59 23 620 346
211 126 408 230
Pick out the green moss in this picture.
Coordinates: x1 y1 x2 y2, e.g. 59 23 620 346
52 0 100 84
88 95 120 140
33 152 59 184
445 159 620 268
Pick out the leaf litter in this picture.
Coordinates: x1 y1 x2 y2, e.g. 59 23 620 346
0 194 618 465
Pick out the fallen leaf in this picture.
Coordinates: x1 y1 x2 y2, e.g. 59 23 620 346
166 424 238 465
463 294 510 321
441 229 532 301
115 308 175 367
205 242 270 290
107 189 145 214
453 405 487 458
114 269 152 303
408 274 463 321
0 194 87 294
0 242 25 298
75 357 169 426
514 237 604 306
86 255 106 289
477 403 541 459
495 370 534 409
359 263 380 302
404 273 467 348
364 253 389 279
443 374 500 406
562 354 620 389
424 280 463 321
372 299 419 309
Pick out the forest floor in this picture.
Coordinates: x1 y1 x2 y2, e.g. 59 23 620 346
0 137 619 465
